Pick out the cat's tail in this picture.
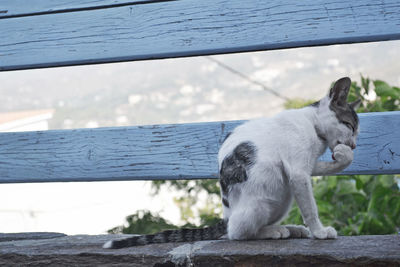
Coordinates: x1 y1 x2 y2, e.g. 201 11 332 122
103 219 227 249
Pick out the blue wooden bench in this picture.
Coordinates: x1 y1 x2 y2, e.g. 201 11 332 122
0 0 400 265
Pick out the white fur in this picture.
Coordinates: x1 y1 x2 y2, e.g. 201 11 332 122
218 94 357 240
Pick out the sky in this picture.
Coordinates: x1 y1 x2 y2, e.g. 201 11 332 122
0 40 399 235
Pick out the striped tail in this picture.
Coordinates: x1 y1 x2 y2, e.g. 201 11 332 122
103 219 227 249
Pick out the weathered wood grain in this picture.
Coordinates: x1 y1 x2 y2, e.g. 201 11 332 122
1 0 400 71
0 112 399 183
0 0 176 19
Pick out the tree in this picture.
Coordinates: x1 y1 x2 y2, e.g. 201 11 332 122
109 76 400 235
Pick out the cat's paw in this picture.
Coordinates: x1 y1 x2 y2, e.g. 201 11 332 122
285 225 311 238
333 144 353 166
261 225 290 239
312 226 337 239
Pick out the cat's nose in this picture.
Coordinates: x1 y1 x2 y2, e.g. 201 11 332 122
345 141 356 150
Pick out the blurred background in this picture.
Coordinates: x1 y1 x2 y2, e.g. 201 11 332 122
0 40 399 235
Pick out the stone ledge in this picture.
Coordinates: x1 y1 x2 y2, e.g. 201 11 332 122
0 234 399 266
0 232 66 242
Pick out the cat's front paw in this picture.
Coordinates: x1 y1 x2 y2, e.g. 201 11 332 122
260 225 290 239
311 226 337 239
333 144 353 166
285 225 311 238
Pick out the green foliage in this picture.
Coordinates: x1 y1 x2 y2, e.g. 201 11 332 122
283 175 400 235
152 179 222 227
348 76 400 112
110 75 400 236
108 210 179 234
108 180 222 234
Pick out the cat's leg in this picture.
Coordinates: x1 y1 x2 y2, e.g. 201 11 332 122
227 201 289 240
312 144 353 176
289 172 337 239
227 208 260 240
228 212 291 240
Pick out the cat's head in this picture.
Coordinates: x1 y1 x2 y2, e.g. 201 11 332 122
316 77 361 152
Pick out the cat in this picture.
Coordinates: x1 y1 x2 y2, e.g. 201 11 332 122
103 77 360 248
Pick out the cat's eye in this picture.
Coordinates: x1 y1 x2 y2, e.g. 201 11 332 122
343 122 354 132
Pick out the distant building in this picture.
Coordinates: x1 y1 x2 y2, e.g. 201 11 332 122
0 109 54 132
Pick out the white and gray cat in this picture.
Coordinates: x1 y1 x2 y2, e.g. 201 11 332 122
104 77 360 248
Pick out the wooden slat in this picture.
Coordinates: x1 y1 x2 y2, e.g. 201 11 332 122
1 0 400 71
0 112 399 183
0 0 176 19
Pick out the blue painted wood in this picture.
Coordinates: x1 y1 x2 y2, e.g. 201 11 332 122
0 0 176 19
1 0 400 71
0 112 399 183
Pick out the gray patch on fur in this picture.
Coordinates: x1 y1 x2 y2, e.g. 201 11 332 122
222 197 230 208
330 103 359 132
329 77 359 132
329 77 351 106
219 142 256 196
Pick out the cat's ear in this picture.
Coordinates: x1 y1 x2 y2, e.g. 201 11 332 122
329 77 351 106
349 98 362 110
